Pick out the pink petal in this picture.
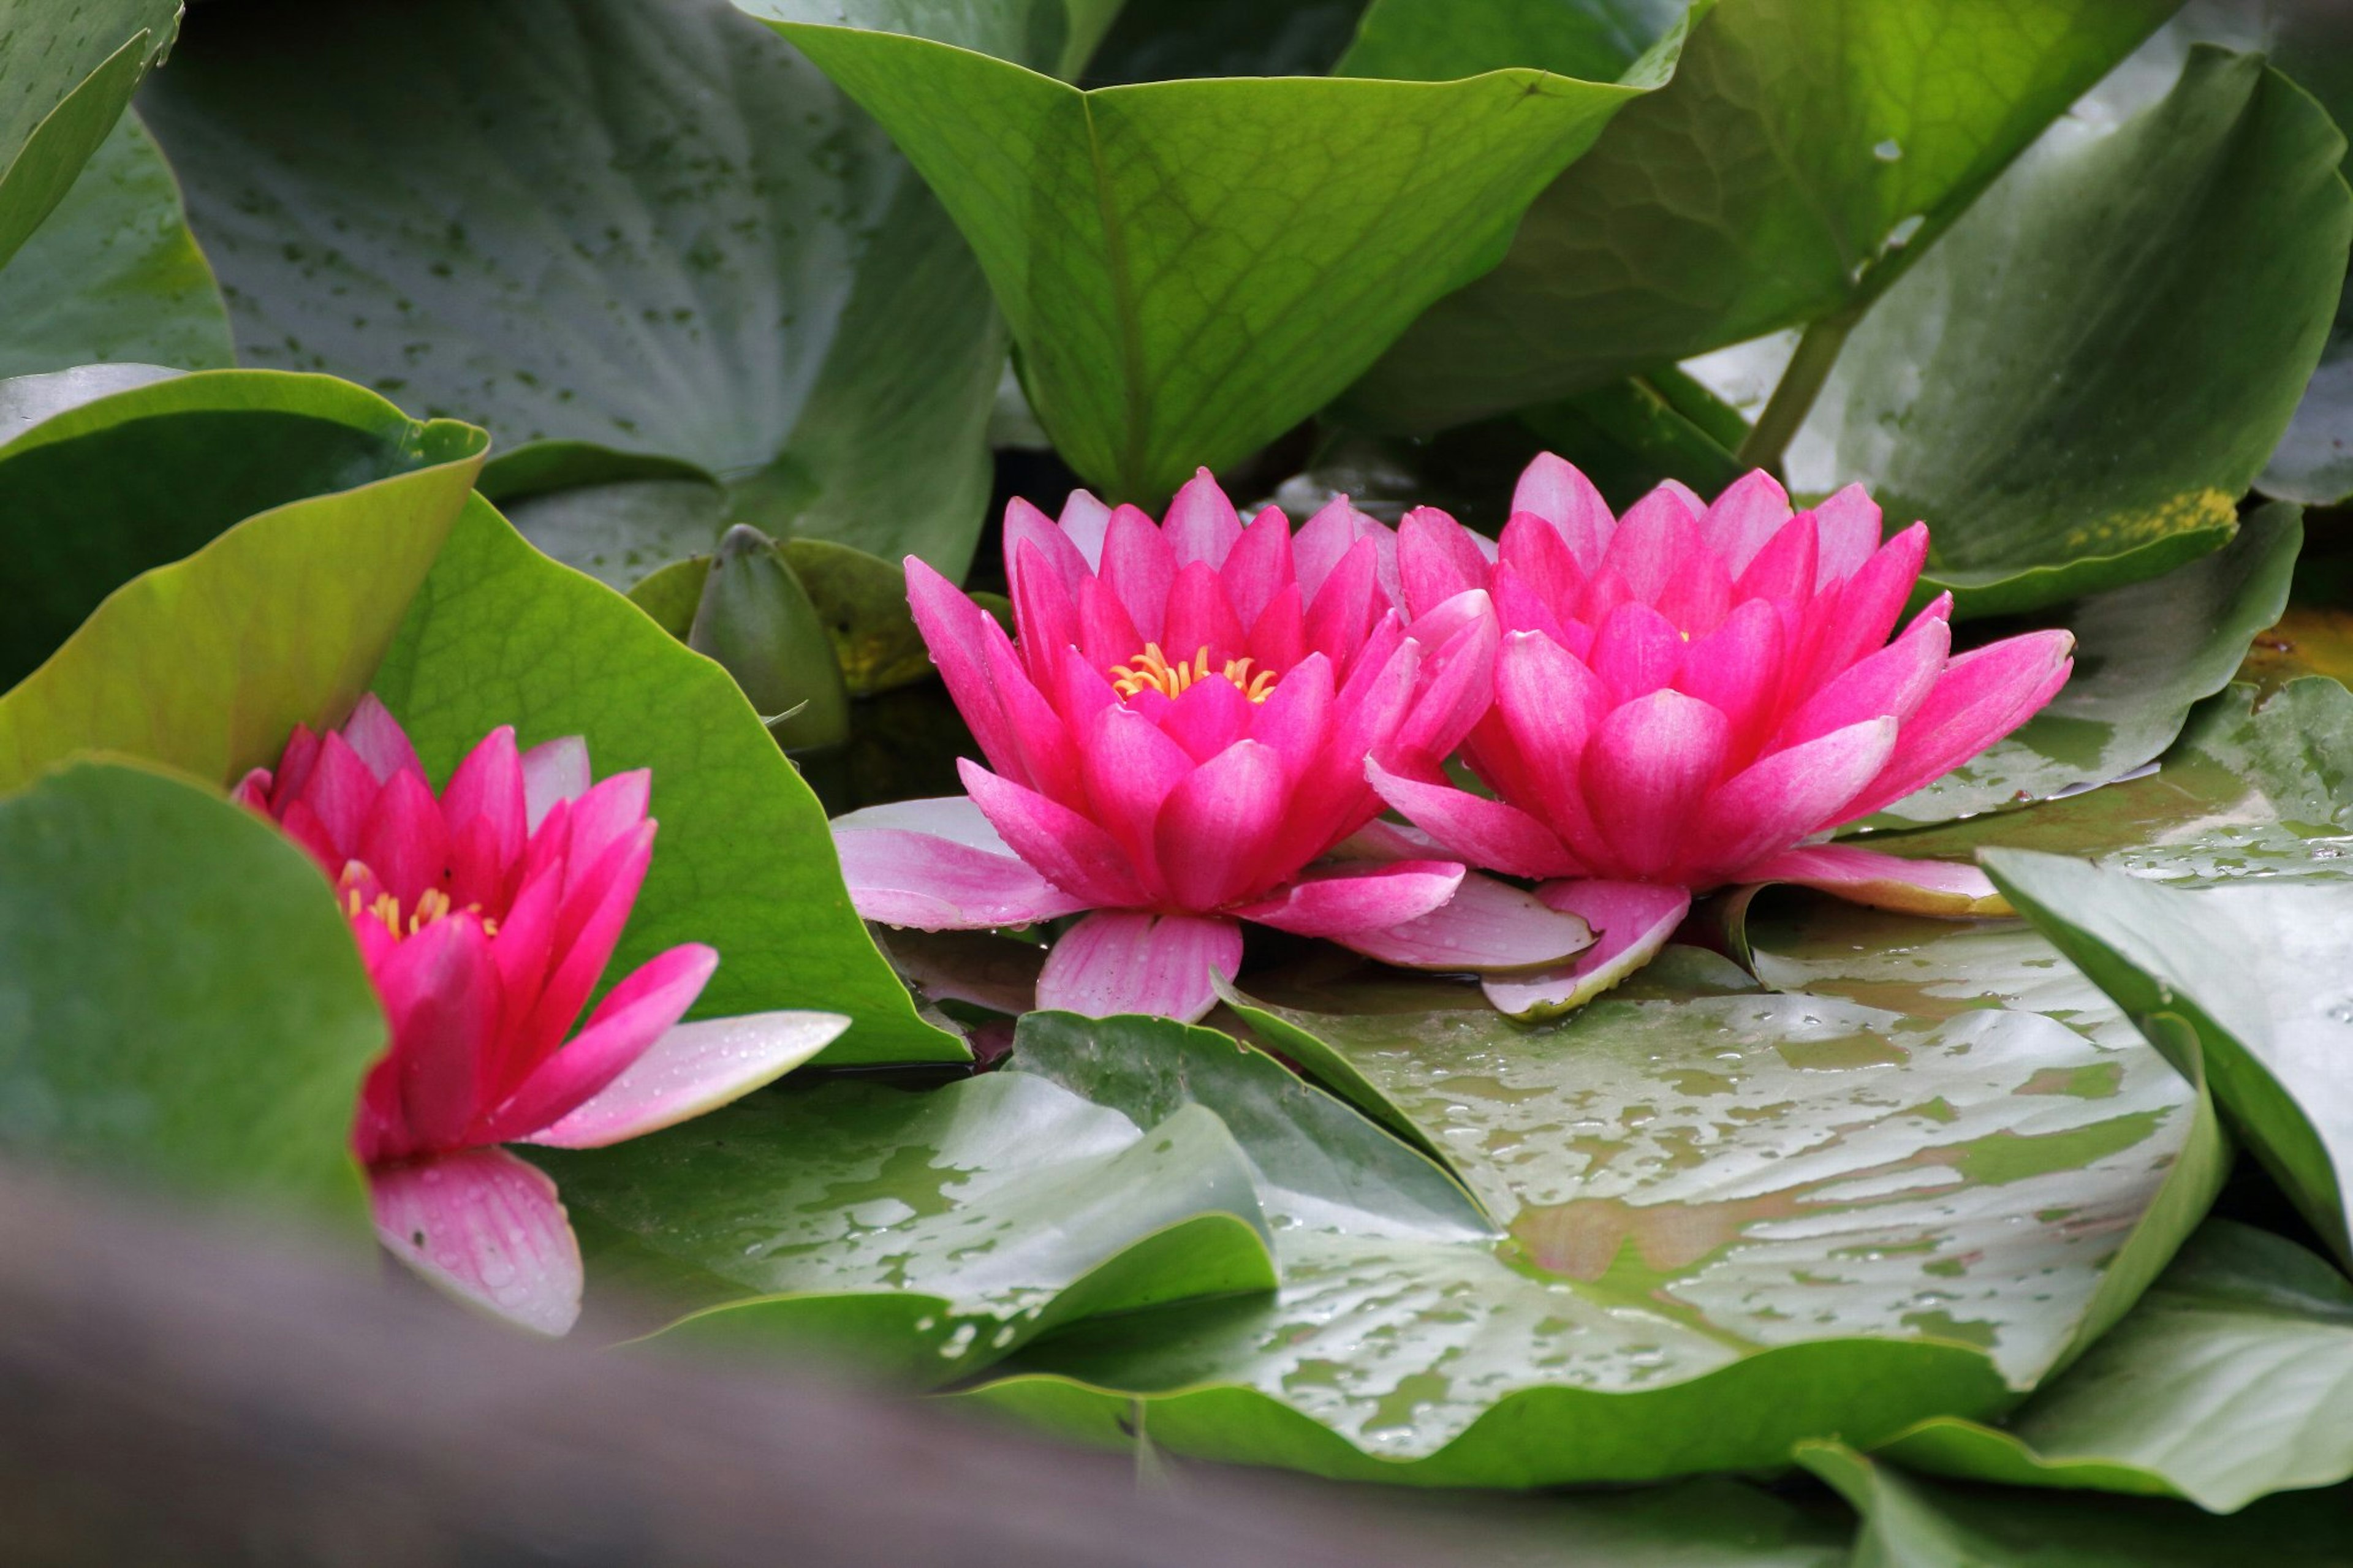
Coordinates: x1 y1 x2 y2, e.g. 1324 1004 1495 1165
1686 718 1898 881
1294 495 1379 602
1599 485 1703 604
1004 494 1090 595
442 726 528 875
487 944 719 1141
983 634 1082 804
298 732 384 865
1841 629 2075 820
1366 757 1583 880
1303 536 1381 667
525 1010 850 1149
1077 702 1196 884
1496 512 1586 623
520 735 591 831
960 757 1148 908
1398 507 1492 619
1736 844 2008 916
1583 689 1732 879
1231 858 1464 939
1076 574 1146 672
371 915 502 1157
1674 598 1787 763
1778 613 1950 749
1012 540 1081 685
1162 468 1245 567
833 825 1093 930
1163 559 1246 663
1101 502 1175 642
358 766 450 907
1387 590 1499 781
830 793 1010 852
1490 631 1611 859
1700 469 1793 575
1221 504 1295 628
1245 580 1306 672
1035 911 1243 1023
1155 739 1287 909
1249 650 1335 782
1331 868 1596 971
369 1148 583 1336
1590 600 1686 703
1059 488 1113 569
341 694 423 784
907 558 1024 779
1160 672 1256 763
1735 513 1818 604
1810 484 1884 589
1481 881 1690 1019
1813 521 1930 678
1510 452 1613 568
517 821 656 1060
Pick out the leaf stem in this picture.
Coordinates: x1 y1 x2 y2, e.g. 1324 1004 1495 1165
1735 308 1860 477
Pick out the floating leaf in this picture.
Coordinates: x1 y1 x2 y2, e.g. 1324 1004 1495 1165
534 1067 1275 1379
1343 0 2173 430
1879 1221 2353 1514
1786 50 2349 615
763 16 1673 499
1871 503 2302 826
0 761 381 1228
0 112 230 377
0 371 487 789
0 0 179 270
143 0 1007 577
370 496 966 1066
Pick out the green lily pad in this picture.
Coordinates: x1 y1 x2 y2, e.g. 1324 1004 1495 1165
960 964 2218 1485
0 760 382 1229
763 18 1673 501
1785 50 2349 616
142 0 1008 578
0 371 487 790
1342 0 2173 431
490 448 733 593
1870 503 2303 827
1862 675 2353 885
369 496 967 1066
1800 1444 2353 1566
532 1066 1275 1380
0 0 178 271
1879 1220 2353 1514
1985 847 2353 1271
0 112 230 377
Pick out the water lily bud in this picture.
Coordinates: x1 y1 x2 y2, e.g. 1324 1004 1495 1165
689 524 852 752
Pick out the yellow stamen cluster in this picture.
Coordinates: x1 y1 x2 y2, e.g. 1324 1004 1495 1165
1108 642 1277 703
339 865 497 938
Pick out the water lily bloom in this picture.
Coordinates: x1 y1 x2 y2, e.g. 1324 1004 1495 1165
237 697 847 1334
832 472 1595 1022
1377 456 2074 1018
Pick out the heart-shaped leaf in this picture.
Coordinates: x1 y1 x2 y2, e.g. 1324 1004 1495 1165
142 0 1008 577
0 0 179 271
0 760 382 1228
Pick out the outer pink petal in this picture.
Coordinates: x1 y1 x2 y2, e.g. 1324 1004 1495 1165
833 825 1093 929
1776 615 1950 749
1841 630 2075 820
1366 757 1583 880
1590 600 1686 703
1599 486 1703 604
1221 504 1295 628
1583 689 1732 879
1231 858 1463 938
520 735 591 831
907 558 1022 779
1003 494 1090 594
1303 536 1381 667
1387 590 1499 780
1481 881 1690 1020
1162 468 1245 566
525 1010 850 1149
1036 911 1242 1023
1735 844 2008 916
369 1147 583 1336
1329 869 1596 971
1686 718 1897 881
1294 495 1383 602
442 725 528 873
1675 598 1787 763
1154 739 1288 910
960 758 1148 908
829 793 1010 852
487 944 719 1142
371 915 502 1157
1511 452 1613 568
1059 488 1112 569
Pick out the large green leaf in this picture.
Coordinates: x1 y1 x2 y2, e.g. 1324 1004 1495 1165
0 760 381 1229
533 1067 1275 1379
1339 0 1684 82
1863 676 2353 885
0 0 178 271
1804 1445 2353 1566
1870 504 2302 826
1784 49 2349 616
0 111 230 378
1985 848 2353 1270
142 0 1007 578
762 17 1672 501
1341 0 2174 430
1879 1221 2353 1515
738 0 1120 79
369 496 966 1066
0 372 487 790
961 952 2219 1485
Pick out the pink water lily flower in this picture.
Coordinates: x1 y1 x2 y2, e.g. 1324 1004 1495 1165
832 471 1595 1022
238 697 847 1334
1377 456 2074 1018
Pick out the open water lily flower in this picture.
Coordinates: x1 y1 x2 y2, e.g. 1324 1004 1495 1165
1376 456 2074 1019
832 471 1596 1023
238 697 848 1335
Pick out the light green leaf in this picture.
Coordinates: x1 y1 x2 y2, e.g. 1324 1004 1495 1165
1879 1221 2353 1515
143 0 1007 577
369 496 966 1066
1343 0 2174 430
0 369 487 789
1872 503 2302 826
1985 848 2353 1270
0 0 179 271
764 17 1667 500
0 111 230 377
532 1067 1275 1379
0 760 381 1229
1786 50 2349 615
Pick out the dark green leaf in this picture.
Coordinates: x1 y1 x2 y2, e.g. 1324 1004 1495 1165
1339 0 1684 82
143 0 1007 577
0 760 381 1228
370 496 966 1066
1083 0 1366 85
0 0 179 271
686 525 852 751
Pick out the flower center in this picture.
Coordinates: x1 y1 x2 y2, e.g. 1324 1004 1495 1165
1109 642 1276 703
339 863 498 938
